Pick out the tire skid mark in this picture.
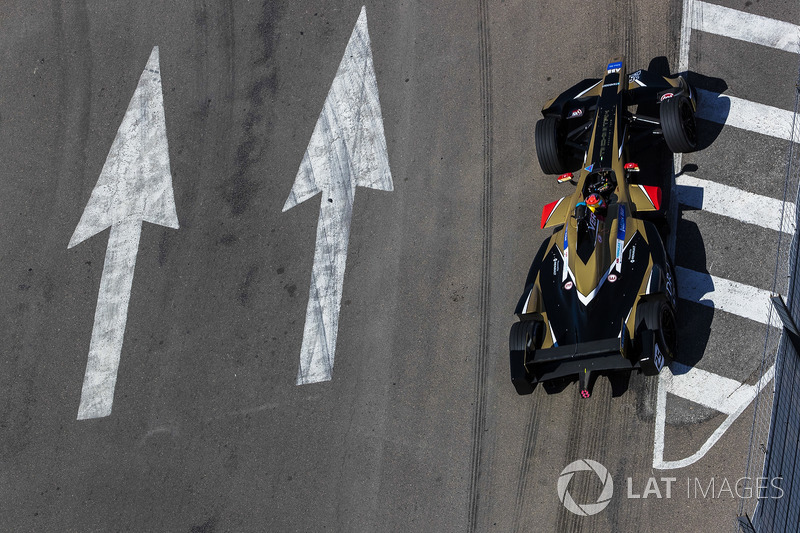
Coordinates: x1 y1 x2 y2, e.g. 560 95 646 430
555 393 584 533
611 0 639 71
625 1 640 71
511 391 544 533
467 0 493 530
555 383 616 533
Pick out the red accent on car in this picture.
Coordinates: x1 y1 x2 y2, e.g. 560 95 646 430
642 185 662 210
624 162 640 171
540 199 561 229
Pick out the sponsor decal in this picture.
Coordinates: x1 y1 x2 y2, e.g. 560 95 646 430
598 110 613 162
587 211 598 233
628 244 637 263
568 108 584 119
606 61 622 74
564 280 574 290
608 273 618 283
666 268 676 305
603 82 620 87
585 163 595 172
628 70 642 82
614 205 626 272
660 92 674 102
558 460 614 516
553 255 559 276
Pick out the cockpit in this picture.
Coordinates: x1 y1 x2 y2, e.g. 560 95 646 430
582 168 617 200
572 168 619 262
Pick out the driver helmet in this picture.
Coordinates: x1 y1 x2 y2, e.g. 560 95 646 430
585 193 606 212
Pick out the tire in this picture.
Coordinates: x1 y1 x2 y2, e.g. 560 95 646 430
535 116 568 175
509 320 542 395
660 95 697 153
637 299 677 375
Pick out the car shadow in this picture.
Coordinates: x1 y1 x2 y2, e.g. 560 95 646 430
671 215 714 371
647 57 722 374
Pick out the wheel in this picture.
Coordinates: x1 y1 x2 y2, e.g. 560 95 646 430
509 320 542 395
637 299 677 375
660 95 697 153
535 116 568 174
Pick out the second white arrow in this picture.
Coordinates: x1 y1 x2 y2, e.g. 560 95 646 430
283 6 393 385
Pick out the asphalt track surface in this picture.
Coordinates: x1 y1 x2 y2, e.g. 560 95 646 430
0 1 798 532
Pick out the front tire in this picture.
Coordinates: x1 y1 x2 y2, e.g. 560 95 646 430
660 95 697 153
535 116 568 175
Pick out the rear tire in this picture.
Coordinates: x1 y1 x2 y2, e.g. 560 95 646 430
637 299 677 375
509 320 542 395
535 116 568 175
660 95 697 153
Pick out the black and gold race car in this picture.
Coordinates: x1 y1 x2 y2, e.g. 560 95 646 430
510 57 697 397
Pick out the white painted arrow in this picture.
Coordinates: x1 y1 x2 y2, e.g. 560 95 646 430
283 6 393 385
69 46 178 419
653 362 775 469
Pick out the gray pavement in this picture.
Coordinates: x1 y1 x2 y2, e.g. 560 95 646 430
0 1 797 532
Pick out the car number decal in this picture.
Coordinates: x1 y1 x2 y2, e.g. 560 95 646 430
654 343 664 372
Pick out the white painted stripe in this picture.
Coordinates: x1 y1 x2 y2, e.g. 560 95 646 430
696 89 800 141
678 0 695 74
654 363 774 469
677 174 796 233
70 46 178 420
692 1 800 54
653 0 784 473
664 362 764 415
675 266 773 325
672 0 689 254
283 7 393 385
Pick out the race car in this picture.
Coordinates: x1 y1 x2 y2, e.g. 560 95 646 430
509 57 697 398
